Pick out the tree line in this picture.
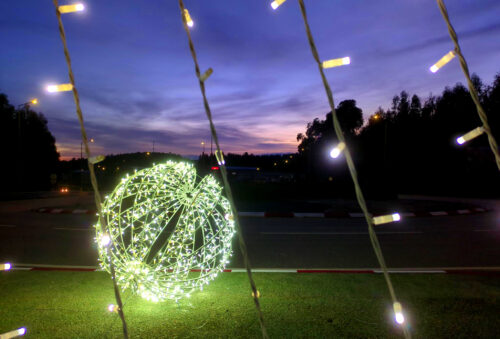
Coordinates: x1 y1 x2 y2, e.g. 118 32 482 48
296 72 500 197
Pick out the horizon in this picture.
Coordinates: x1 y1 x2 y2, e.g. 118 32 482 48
2 0 500 160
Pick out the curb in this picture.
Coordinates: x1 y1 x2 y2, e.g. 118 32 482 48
33 207 489 218
10 264 500 275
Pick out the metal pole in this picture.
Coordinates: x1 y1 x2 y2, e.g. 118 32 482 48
80 141 83 191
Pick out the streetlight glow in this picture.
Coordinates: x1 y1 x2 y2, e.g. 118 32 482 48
58 3 85 14
31 98 38 105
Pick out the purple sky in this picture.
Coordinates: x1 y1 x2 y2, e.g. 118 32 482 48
1 0 500 159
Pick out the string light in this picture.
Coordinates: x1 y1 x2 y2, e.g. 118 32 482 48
456 126 484 145
271 0 287 10
430 50 455 73
200 68 213 82
58 3 85 14
215 150 225 165
100 233 111 247
184 9 194 28
393 302 405 325
373 213 401 225
322 57 351 69
107 304 119 313
46 83 73 93
1 263 11 271
0 327 26 339
89 155 105 164
329 142 346 158
94 161 235 302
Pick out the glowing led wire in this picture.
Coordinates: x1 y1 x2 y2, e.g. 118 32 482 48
46 83 73 93
373 213 401 225
393 302 405 324
329 142 346 158
58 3 84 14
200 68 213 82
0 327 26 339
0 263 11 271
322 57 350 69
94 161 235 302
184 9 194 28
430 50 455 73
456 126 484 145
271 0 286 10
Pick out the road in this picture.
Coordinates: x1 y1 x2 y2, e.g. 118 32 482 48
0 205 499 268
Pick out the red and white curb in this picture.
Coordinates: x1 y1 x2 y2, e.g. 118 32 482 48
33 207 489 218
9 264 500 275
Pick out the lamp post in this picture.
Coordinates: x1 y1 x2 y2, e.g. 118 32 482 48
16 99 38 187
80 138 94 191
201 141 205 154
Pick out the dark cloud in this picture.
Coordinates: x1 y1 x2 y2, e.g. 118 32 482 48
384 23 500 56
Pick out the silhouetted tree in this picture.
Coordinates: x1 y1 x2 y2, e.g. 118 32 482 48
0 93 59 191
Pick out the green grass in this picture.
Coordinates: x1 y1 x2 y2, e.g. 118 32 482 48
1 271 499 338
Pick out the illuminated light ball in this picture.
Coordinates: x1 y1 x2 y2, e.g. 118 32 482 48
95 161 235 302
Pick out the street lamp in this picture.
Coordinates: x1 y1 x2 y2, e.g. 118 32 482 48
16 99 38 187
201 141 205 154
80 138 94 191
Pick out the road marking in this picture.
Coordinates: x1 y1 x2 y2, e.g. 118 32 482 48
261 231 423 235
294 212 324 218
401 212 415 217
53 227 92 231
457 209 470 214
0 224 16 227
474 207 486 212
348 213 364 218
238 212 265 217
374 270 445 273
72 209 88 214
430 211 448 216
50 208 64 214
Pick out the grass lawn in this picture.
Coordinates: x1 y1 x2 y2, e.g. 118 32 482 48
1 271 499 338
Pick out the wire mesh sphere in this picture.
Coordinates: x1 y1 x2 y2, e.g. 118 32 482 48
94 161 235 302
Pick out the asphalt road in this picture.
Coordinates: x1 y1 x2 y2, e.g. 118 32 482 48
0 205 499 269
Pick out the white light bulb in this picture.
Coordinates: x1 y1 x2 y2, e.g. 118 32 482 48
100 234 111 247
393 302 405 325
329 142 346 159
47 85 58 93
395 312 405 324
392 213 401 222
271 0 286 10
1 263 11 271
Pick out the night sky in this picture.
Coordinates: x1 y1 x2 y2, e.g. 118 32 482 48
1 0 499 159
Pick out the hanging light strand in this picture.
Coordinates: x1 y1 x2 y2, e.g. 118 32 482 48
50 1 129 337
295 0 410 337
177 1 268 338
436 0 500 171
